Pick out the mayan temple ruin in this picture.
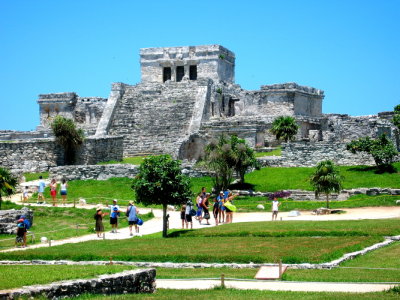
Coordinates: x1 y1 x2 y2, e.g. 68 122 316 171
0 45 398 173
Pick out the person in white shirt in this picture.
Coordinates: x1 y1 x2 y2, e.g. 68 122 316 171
272 197 281 221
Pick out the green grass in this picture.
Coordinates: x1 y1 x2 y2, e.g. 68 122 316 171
0 265 136 290
2 219 393 264
234 194 400 212
0 202 154 249
255 147 282 157
245 162 400 191
97 155 153 165
23 171 49 182
74 288 400 300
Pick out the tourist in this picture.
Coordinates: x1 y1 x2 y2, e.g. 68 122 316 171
180 204 187 229
217 191 225 223
60 179 68 205
50 178 57 206
109 199 120 233
126 201 139 236
213 197 220 226
15 218 27 248
196 193 203 224
185 199 193 229
202 193 211 225
23 186 29 203
37 176 46 203
272 197 281 221
94 204 108 238
225 192 238 223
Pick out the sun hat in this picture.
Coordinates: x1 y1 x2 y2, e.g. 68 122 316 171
220 191 224 194
113 199 117 202
96 204 103 211
17 218 24 223
129 200 134 205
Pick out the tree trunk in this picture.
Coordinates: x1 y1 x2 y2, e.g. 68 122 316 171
326 193 330 209
162 204 168 238
0 193 2 210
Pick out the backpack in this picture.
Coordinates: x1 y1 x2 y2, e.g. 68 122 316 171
94 213 98 220
23 219 31 230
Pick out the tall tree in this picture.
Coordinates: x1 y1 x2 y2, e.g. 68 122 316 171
51 116 84 165
132 155 192 237
270 116 299 143
310 160 343 209
230 135 260 184
0 167 18 210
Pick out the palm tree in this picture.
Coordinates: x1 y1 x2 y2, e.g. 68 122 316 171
310 160 343 209
51 116 84 165
270 116 299 143
0 167 18 210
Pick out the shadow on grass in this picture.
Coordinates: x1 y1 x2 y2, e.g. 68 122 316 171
346 165 398 174
228 182 256 190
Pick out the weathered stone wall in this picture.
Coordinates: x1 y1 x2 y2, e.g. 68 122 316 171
0 139 64 173
0 269 156 299
0 136 123 173
257 141 377 167
0 207 33 234
49 163 213 181
76 136 123 165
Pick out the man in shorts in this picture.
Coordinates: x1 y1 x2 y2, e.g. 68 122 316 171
110 199 120 233
272 197 281 221
127 201 139 236
185 199 193 229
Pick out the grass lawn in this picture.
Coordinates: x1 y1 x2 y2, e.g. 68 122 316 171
97 155 153 165
245 162 400 191
1 219 393 263
0 265 136 290
234 194 400 212
23 171 49 182
74 288 400 300
255 147 282 157
0 202 154 249
155 241 400 283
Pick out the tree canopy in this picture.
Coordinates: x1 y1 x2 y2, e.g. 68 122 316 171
310 160 343 209
270 116 299 143
0 167 18 210
204 135 259 191
131 155 192 237
393 104 400 131
51 116 84 165
346 134 398 170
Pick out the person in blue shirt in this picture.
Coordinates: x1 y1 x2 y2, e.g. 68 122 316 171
126 201 139 236
109 199 120 233
37 176 46 203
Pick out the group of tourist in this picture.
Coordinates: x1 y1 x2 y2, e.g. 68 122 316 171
33 176 68 206
180 187 239 229
94 199 142 238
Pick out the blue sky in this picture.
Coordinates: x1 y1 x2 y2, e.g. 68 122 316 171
1 0 399 130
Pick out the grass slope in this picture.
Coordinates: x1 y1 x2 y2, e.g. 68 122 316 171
2 219 395 264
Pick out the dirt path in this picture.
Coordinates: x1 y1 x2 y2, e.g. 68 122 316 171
156 279 397 293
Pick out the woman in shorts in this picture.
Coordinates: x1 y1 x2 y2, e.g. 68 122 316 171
180 204 187 229
213 197 220 226
60 179 68 205
50 178 57 206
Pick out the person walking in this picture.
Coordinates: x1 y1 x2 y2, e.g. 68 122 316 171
50 178 57 206
180 204 187 229
202 193 211 225
195 193 203 224
23 186 29 203
127 201 139 236
15 218 27 248
37 176 46 203
109 199 120 233
225 192 238 223
60 179 68 205
213 197 220 226
272 197 281 221
217 191 225 223
185 199 194 229
94 204 108 238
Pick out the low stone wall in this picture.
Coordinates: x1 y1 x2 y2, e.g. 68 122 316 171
0 207 34 234
0 136 123 173
0 269 155 299
258 141 378 167
49 163 213 181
